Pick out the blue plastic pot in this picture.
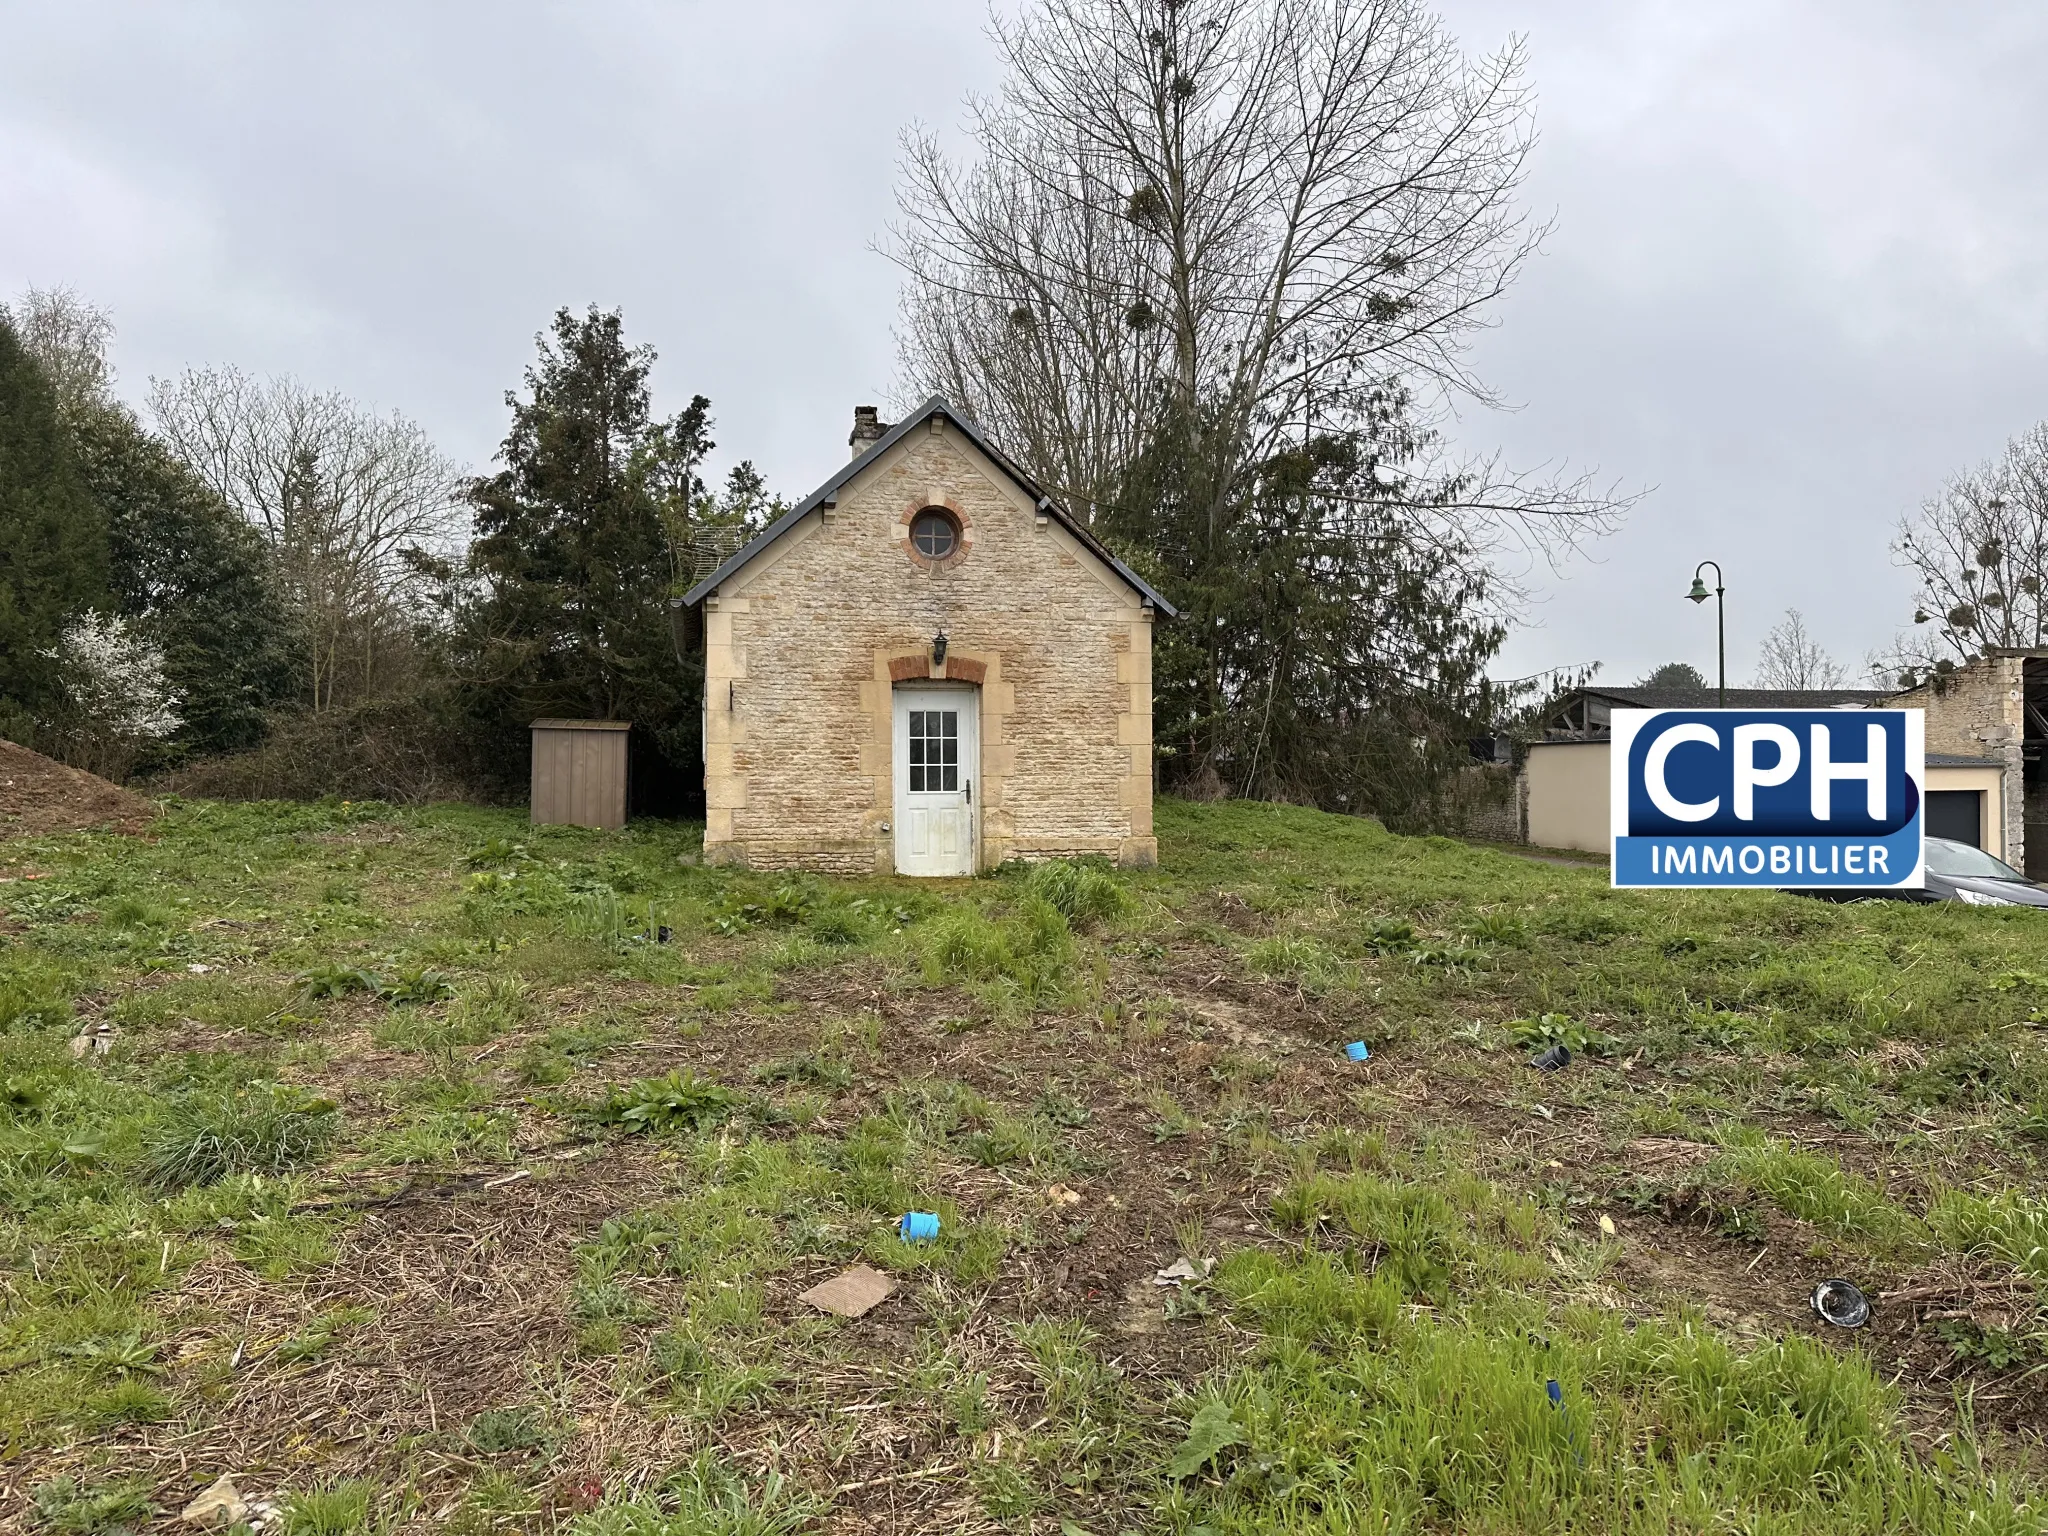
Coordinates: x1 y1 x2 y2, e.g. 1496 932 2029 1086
899 1211 941 1243
1344 1041 1370 1062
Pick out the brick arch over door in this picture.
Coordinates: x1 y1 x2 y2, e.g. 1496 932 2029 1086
887 652 987 685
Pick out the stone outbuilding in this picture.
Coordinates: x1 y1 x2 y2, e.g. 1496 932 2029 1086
681 398 1174 876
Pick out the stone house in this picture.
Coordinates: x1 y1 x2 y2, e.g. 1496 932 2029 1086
681 398 1174 875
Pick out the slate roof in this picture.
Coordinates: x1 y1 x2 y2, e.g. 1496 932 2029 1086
680 396 1176 615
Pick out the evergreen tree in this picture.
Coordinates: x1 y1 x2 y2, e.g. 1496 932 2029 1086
1105 386 1508 826
0 313 107 746
74 408 297 757
454 306 717 802
1637 662 1709 691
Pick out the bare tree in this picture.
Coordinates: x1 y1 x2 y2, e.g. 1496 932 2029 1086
887 0 1620 812
9 284 116 424
889 0 1609 545
148 367 464 711
1890 422 2048 684
1754 608 1846 690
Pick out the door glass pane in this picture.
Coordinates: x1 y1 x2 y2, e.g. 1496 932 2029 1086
905 704 964 795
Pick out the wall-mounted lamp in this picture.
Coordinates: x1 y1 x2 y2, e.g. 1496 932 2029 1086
932 630 949 666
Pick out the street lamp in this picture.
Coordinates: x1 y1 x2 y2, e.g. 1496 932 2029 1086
1686 561 1726 708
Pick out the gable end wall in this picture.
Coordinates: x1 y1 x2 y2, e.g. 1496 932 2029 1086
701 423 1155 872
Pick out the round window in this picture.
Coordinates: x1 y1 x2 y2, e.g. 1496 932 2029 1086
911 508 960 560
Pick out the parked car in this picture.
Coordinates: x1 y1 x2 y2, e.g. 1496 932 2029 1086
1795 837 2048 907
1920 838 2048 906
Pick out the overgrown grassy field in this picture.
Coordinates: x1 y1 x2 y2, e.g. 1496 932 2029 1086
6 796 2048 1534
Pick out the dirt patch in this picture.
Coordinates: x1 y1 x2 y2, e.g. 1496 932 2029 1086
1206 891 1268 935
0 737 158 839
48 1147 682 1523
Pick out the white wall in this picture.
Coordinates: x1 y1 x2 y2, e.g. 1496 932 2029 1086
1926 765 2005 857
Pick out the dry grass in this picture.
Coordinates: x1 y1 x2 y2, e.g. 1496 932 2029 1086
4 799 2048 1531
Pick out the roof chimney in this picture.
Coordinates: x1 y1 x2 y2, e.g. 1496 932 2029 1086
849 404 888 459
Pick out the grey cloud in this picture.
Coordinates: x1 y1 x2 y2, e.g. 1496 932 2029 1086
3 1 2043 689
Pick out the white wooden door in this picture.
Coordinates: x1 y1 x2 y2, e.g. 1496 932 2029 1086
893 686 978 876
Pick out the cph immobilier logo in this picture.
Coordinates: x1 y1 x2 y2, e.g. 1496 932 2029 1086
1609 709 1924 889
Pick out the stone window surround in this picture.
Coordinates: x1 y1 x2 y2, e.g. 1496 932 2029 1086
899 497 974 572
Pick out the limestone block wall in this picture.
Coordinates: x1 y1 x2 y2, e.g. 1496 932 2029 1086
700 419 1156 873
1891 655 2025 869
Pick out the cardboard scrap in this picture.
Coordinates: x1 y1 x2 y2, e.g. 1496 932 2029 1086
68 1023 117 1060
182 1475 249 1529
799 1264 897 1318
1153 1257 1217 1288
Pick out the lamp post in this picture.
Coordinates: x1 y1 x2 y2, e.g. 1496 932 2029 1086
1686 561 1726 708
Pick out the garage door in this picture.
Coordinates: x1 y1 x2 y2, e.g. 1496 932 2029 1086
1926 789 1982 848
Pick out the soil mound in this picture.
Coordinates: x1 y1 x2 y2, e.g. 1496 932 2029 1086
0 739 158 839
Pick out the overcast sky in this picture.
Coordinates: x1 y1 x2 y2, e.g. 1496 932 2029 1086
4 1 2044 689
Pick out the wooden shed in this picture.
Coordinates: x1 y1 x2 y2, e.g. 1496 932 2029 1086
530 720 630 829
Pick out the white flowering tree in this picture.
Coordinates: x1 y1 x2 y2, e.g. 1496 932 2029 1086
42 612 183 778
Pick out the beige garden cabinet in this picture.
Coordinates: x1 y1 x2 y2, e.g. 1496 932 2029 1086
529 720 629 830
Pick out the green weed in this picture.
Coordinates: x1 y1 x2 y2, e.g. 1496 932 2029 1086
0 970 73 1032
274 1306 372 1364
139 1083 339 1187
1465 911 1530 948
371 1107 515 1166
29 1477 155 1535
564 1450 820 1536
646 1328 773 1417
1022 859 1132 927
1932 1318 2035 1372
294 963 382 1000
1034 1086 1091 1127
1361 918 1418 954
594 1071 740 1135
516 1016 637 1085
1244 935 1345 990
919 896 1075 1008
753 1053 853 1090
280 1478 375 1536
1929 1188 2048 1289
379 966 458 1006
1704 1132 1922 1250
234 1211 340 1279
1508 1014 1619 1057
465 1405 550 1454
